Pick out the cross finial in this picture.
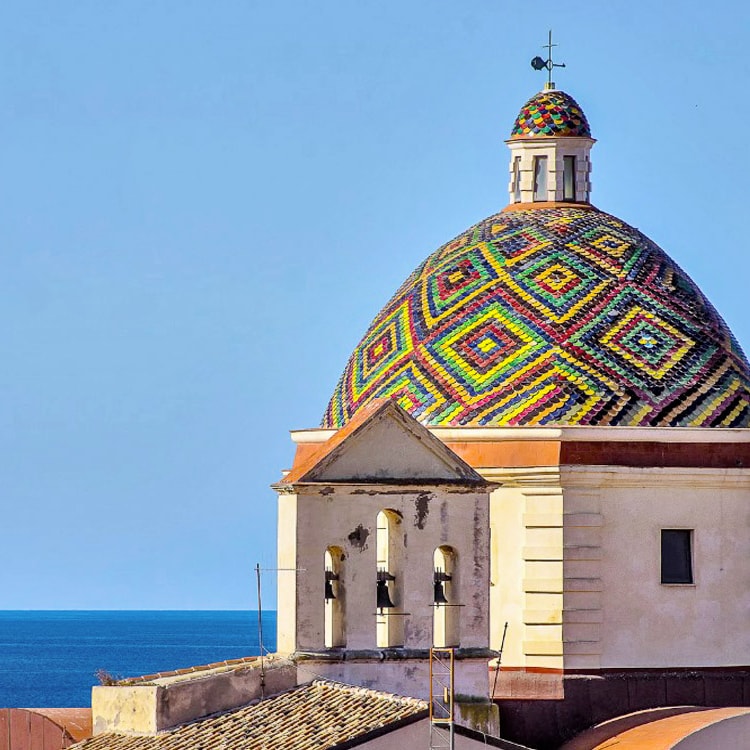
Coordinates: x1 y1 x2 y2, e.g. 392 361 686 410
530 30 566 90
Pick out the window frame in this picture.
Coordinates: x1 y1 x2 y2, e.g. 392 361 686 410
660 528 695 585
532 155 548 202
512 156 522 203
563 155 577 202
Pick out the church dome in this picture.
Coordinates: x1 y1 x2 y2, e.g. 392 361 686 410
510 90 591 138
322 205 750 428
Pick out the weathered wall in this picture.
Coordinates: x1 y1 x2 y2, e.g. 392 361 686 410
280 485 490 655
152 662 296 731
298 658 492 704
91 686 159 735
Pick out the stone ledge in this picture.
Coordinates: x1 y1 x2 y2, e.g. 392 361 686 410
293 647 497 661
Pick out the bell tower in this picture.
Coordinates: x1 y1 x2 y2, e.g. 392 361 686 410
273 400 495 709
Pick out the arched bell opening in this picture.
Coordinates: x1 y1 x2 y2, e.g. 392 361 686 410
433 545 459 647
376 509 404 647
324 546 345 648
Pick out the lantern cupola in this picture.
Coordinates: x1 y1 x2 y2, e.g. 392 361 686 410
506 88 595 205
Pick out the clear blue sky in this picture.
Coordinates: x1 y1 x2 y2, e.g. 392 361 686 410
1 1 748 609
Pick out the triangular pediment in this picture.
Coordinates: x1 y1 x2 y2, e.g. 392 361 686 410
282 400 485 485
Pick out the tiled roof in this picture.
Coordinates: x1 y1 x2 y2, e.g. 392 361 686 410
322 206 750 428
510 90 591 138
73 680 427 750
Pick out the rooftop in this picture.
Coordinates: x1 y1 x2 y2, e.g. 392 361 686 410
74 680 428 750
510 89 591 138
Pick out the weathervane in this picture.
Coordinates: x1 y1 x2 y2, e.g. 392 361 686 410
531 30 566 90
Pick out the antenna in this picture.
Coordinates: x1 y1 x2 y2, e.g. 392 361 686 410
255 563 266 699
530 30 566 90
253 564 306 701
490 622 509 700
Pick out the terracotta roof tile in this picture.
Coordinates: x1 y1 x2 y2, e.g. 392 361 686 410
73 680 427 750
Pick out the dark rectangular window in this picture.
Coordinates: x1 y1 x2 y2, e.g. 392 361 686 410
563 155 576 201
533 156 547 202
661 529 693 584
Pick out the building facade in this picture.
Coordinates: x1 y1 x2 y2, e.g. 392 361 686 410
278 85 750 748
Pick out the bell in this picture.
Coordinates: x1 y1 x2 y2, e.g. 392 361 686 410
376 579 395 610
433 570 452 605
324 579 336 600
324 570 338 601
433 579 449 605
376 570 396 610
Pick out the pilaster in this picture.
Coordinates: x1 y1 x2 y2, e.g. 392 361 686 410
522 486 564 669
562 489 603 670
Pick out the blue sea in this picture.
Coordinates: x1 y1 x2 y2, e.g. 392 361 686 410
0 611 276 708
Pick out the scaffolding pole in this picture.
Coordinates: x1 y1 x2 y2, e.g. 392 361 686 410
429 647 455 750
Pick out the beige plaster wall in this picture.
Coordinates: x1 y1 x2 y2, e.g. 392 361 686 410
315 416 466 481
280 485 490 655
489 485 526 665
276 493 298 654
92 686 158 735
483 462 750 674
299 658 492 704
563 467 750 669
486 469 566 672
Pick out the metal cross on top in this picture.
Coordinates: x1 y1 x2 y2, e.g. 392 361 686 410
531 30 566 90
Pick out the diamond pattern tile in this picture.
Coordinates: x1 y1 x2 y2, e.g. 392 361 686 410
323 207 750 428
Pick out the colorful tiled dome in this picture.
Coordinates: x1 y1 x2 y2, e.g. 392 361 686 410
322 207 750 428
511 90 591 138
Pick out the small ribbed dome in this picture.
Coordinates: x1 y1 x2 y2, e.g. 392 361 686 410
322 206 750 429
510 90 591 138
